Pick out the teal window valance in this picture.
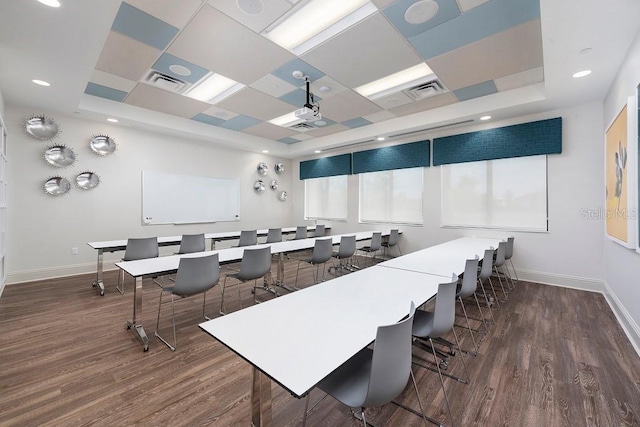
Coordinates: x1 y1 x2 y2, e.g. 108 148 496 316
300 153 352 180
352 140 430 174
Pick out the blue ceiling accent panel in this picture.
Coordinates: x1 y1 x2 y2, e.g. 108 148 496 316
341 117 372 129
313 117 336 127
112 2 179 50
409 0 540 60
84 82 127 102
353 140 430 173
218 115 261 131
432 117 562 166
300 154 352 179
279 88 322 106
382 0 461 39
191 113 225 126
152 53 210 84
453 80 497 101
272 58 325 87
278 137 300 144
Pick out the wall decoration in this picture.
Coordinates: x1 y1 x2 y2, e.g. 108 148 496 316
43 176 71 196
89 134 116 156
270 179 279 190
257 162 268 176
24 115 60 141
275 163 285 174
278 190 288 201
43 144 76 168
254 180 265 193
76 171 100 190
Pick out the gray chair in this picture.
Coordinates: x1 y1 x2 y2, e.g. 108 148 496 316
381 229 401 258
294 225 308 240
237 230 257 247
220 246 273 315
328 235 356 276
357 232 382 268
479 248 501 311
302 302 431 427
314 224 325 237
294 238 333 289
177 233 206 254
117 237 159 294
154 253 220 351
451 257 482 355
493 241 512 297
505 236 519 284
265 228 282 244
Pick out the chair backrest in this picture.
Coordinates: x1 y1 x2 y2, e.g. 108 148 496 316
123 237 159 261
237 246 272 281
430 275 459 338
458 257 479 298
505 237 514 260
494 241 506 267
314 224 325 237
177 233 206 254
265 228 282 243
387 229 399 246
173 253 220 297
311 238 334 263
337 235 356 258
238 230 257 247
369 232 382 251
364 302 416 408
295 226 308 240
478 248 494 280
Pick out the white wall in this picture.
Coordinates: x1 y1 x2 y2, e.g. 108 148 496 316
293 102 606 289
5 104 293 283
603 28 640 350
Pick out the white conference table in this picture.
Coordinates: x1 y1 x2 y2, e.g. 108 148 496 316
88 225 328 295
116 231 387 351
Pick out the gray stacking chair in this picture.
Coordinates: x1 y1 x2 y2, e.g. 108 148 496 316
177 233 206 254
479 248 501 311
294 238 333 289
264 228 282 244
411 274 468 426
381 229 401 258
328 235 356 276
302 302 431 427
314 224 325 237
154 253 220 351
220 246 272 315
117 237 159 294
493 241 512 297
294 225 308 240
237 230 258 247
505 236 519 284
452 257 482 355
357 232 382 268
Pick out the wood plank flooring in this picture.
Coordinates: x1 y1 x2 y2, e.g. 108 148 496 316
1 256 639 426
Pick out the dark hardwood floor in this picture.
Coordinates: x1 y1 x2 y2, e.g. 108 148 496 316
1 256 639 426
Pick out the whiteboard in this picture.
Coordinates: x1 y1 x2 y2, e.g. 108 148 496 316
142 171 240 225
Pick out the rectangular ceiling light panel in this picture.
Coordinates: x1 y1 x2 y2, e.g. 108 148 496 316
355 63 436 99
185 72 245 104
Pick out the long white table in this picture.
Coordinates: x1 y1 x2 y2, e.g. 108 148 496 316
88 225 329 295
116 231 387 351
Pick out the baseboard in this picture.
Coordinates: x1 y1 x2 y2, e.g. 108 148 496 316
602 281 640 357
516 269 605 292
5 261 118 285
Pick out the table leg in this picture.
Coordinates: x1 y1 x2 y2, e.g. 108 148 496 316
251 367 272 427
125 276 149 351
91 249 105 296
274 252 295 293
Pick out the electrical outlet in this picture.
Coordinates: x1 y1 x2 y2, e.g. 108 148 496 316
71 247 78 255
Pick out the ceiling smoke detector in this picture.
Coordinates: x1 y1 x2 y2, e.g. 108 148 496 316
237 0 265 15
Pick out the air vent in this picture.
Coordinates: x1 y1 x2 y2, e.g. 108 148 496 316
143 70 188 93
402 79 446 100
289 122 315 132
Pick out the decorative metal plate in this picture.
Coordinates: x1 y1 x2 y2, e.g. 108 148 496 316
76 171 100 190
270 179 279 190
24 115 60 141
254 180 265 193
257 162 269 176
43 145 76 168
44 176 71 196
275 163 285 174
89 134 116 156
278 190 288 201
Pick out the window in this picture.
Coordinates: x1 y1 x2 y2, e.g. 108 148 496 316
359 167 423 224
441 155 548 231
305 175 348 220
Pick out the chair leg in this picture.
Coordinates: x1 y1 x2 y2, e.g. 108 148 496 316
155 291 177 351
294 260 302 290
485 276 501 310
477 278 497 319
473 292 491 333
429 337 455 426
458 297 479 354
220 276 228 315
493 266 508 302
203 292 211 321
508 259 519 283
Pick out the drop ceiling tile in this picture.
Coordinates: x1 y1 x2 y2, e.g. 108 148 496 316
319 90 383 122
219 115 261 131
242 122 298 140
278 137 300 144
217 87 294 121
363 110 397 123
191 113 225 126
279 88 322 107
453 80 497 101
370 91 414 109
251 74 298 98
388 92 458 116
272 58 325 87
342 117 372 129
85 82 128 102
291 133 315 141
301 13 423 88
409 0 540 60
167 5 294 85
306 124 350 138
90 70 137 93
382 0 461 38
207 0 294 32
201 105 239 120
428 20 543 90
125 0 203 29
96 31 161 82
124 83 210 118
111 2 179 50
151 52 210 84
310 76 348 99
494 66 544 92
372 0 396 8
456 0 490 12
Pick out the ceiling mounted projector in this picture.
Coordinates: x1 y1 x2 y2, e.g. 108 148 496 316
295 107 321 121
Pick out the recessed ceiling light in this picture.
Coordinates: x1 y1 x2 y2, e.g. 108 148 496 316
32 79 50 86
269 111 302 127
314 150 322 153
573 70 592 78
262 150 269 153
355 63 434 99
37 0 61 7
169 64 191 76
480 115 491 121
184 73 244 103
107 118 118 123
377 137 386 141
404 0 438 24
